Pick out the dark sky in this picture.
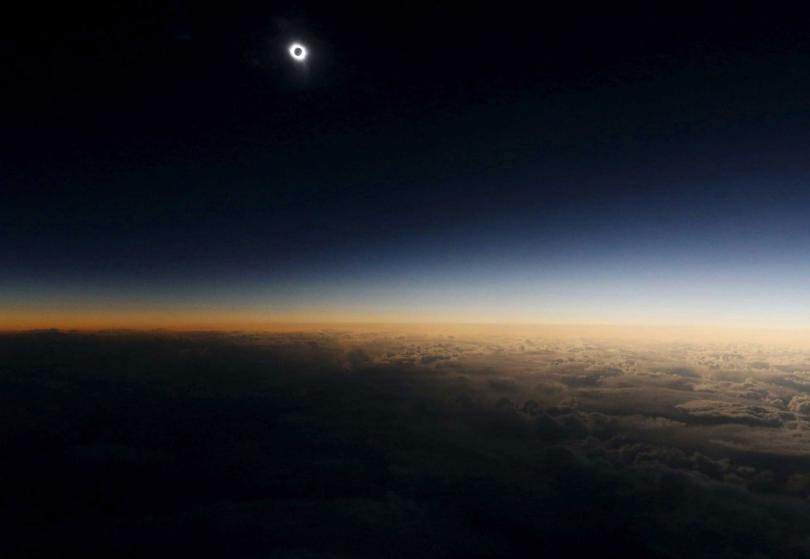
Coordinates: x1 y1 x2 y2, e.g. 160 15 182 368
4 3 810 325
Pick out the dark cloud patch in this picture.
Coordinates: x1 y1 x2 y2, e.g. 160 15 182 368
419 354 450 365
655 366 700 378
556 366 622 388
345 347 372 368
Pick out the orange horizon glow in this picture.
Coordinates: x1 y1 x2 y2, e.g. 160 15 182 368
5 309 810 346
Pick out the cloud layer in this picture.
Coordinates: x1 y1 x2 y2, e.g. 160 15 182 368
2 329 810 557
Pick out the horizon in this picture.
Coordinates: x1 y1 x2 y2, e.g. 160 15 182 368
7 319 810 347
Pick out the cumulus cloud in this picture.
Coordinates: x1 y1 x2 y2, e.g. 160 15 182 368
676 399 787 426
788 395 810 414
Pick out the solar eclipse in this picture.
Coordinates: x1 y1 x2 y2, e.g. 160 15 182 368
289 42 307 61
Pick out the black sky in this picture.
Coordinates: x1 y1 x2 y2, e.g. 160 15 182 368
4 3 810 322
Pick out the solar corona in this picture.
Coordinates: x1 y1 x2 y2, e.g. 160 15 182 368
289 42 307 61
